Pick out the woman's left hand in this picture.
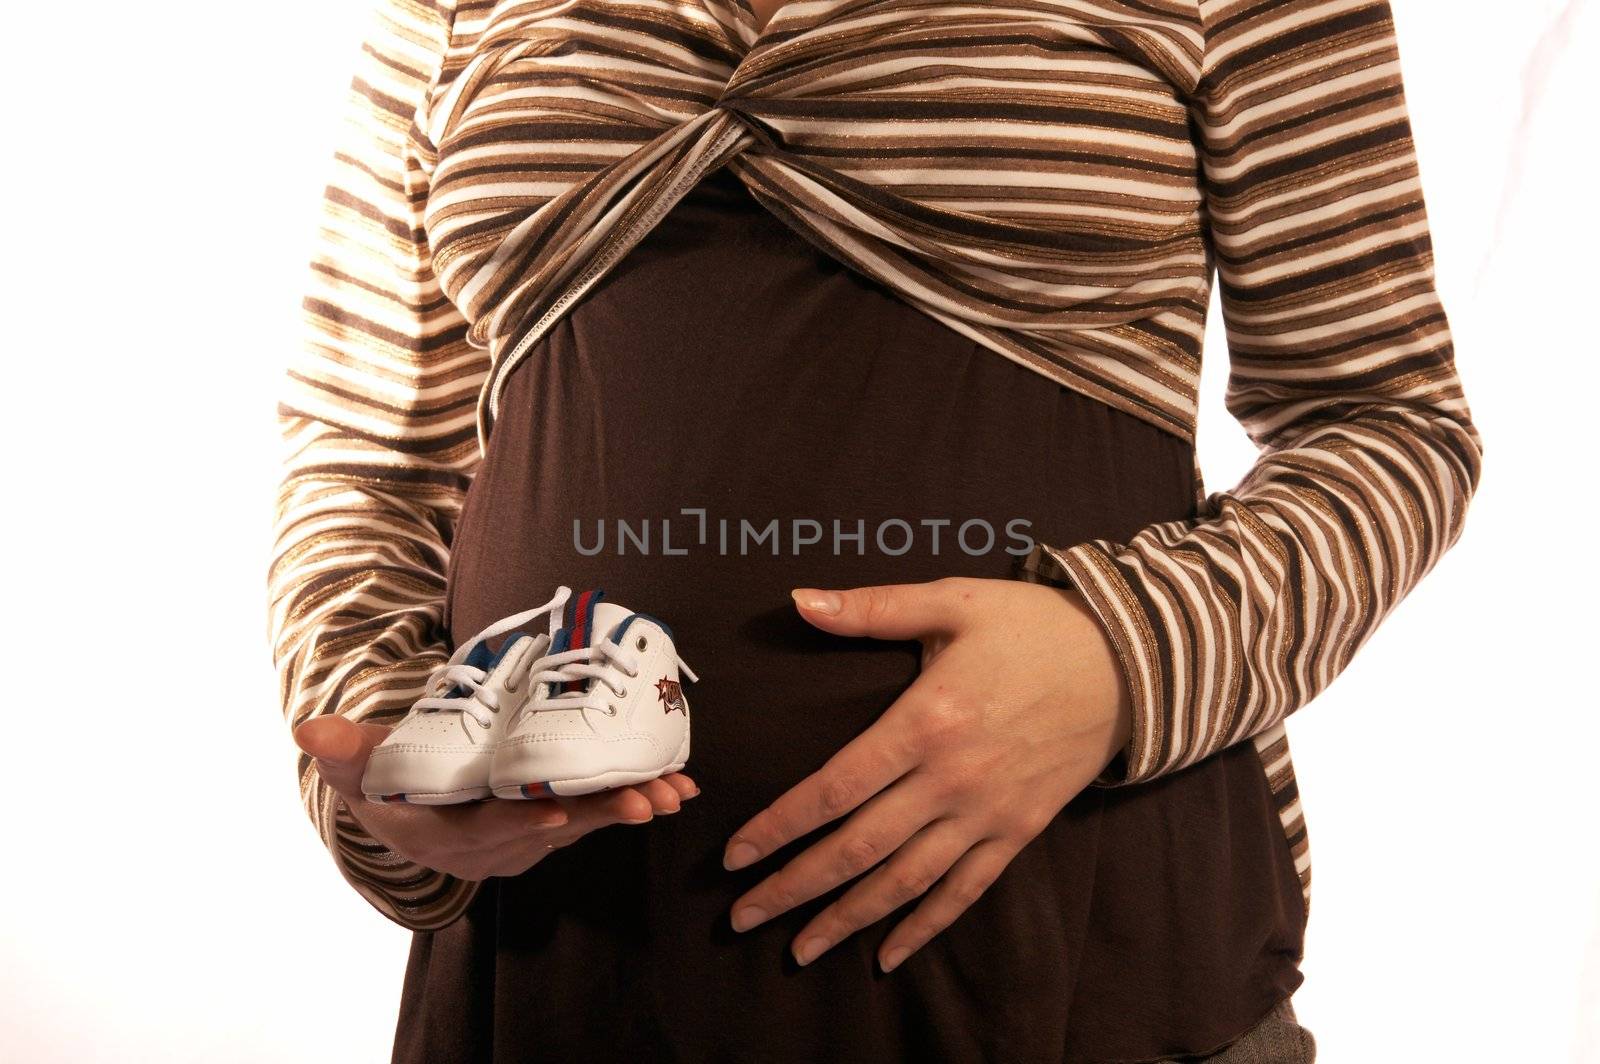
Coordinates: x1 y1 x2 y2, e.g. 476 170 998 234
722 576 1134 972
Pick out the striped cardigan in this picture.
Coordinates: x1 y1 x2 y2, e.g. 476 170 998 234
269 0 1484 931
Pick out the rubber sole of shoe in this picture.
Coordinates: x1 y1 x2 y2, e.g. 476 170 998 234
491 730 690 799
362 785 493 805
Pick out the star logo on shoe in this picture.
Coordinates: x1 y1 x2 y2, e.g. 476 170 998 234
655 677 685 714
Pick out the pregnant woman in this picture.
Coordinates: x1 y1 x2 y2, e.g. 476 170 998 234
270 1 1483 1060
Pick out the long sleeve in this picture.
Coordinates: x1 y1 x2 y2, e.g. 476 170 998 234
267 0 483 930
1031 0 1484 786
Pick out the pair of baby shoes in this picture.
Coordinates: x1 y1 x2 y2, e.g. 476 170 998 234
360 586 698 804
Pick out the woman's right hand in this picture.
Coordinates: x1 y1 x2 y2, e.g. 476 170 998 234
293 715 698 881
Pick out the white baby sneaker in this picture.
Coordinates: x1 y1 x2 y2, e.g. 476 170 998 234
490 588 698 799
362 587 573 805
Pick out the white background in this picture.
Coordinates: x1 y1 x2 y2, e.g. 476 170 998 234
2 1 1595 1060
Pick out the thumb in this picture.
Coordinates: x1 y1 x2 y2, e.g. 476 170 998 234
789 581 960 641
293 715 391 798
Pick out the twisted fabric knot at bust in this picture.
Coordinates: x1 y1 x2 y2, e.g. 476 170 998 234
418 0 1217 452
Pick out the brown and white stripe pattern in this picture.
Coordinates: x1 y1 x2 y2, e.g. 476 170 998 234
270 0 477 930
270 0 1481 928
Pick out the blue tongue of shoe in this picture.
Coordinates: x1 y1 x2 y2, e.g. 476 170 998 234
442 633 531 700
546 589 669 664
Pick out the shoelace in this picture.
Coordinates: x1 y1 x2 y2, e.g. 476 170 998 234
411 585 574 730
522 633 698 722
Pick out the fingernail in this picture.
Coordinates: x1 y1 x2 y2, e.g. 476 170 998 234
723 840 760 871
882 946 911 972
623 815 653 824
794 937 826 966
686 786 701 798
731 906 767 932
792 589 842 615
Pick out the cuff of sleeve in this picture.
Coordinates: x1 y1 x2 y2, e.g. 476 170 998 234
312 777 481 932
1018 540 1167 787
298 654 481 933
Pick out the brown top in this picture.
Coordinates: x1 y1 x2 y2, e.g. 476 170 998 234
273 0 1487 944
392 166 1306 1064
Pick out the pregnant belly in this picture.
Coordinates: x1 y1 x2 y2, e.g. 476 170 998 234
444 161 1196 836
449 170 1171 785
410 170 1306 1061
